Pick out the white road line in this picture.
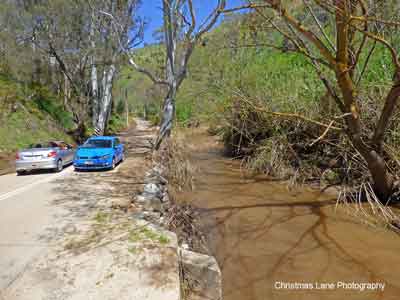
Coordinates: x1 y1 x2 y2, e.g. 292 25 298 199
0 168 73 202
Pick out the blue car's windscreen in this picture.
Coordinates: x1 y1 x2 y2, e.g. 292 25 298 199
81 140 112 148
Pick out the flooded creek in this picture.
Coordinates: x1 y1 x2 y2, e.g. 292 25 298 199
177 130 400 300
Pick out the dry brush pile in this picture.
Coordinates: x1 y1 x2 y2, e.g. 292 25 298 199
152 135 211 253
217 94 400 229
220 95 400 200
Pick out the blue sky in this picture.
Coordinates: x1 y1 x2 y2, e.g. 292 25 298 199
138 0 246 45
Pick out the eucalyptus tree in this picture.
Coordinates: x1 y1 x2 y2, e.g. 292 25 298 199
12 0 97 133
107 0 226 149
0 0 48 83
89 0 142 135
6 0 143 136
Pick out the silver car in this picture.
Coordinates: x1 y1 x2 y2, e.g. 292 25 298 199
15 141 75 175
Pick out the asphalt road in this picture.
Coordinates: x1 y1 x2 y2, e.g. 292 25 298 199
0 167 75 292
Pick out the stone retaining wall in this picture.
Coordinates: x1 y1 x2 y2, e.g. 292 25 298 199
133 162 223 300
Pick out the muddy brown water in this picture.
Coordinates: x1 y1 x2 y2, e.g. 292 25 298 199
176 130 400 300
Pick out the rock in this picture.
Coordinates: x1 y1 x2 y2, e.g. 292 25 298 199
180 249 222 300
144 183 162 198
152 165 165 175
137 195 163 212
161 192 170 203
144 174 168 185
131 212 146 219
135 194 152 204
163 201 172 210
159 216 165 225
143 211 161 223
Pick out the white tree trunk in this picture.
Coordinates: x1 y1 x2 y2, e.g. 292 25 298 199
90 12 99 128
154 84 176 149
91 58 99 127
95 64 116 135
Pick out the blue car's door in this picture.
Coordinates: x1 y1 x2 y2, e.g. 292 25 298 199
114 138 124 162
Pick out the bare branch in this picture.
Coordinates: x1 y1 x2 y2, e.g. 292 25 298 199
128 57 169 85
97 9 168 86
373 79 400 147
356 40 376 86
302 0 336 52
309 120 335 146
196 0 226 39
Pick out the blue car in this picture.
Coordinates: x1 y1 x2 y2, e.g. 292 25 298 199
73 136 124 171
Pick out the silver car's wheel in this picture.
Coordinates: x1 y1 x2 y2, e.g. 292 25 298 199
56 159 63 172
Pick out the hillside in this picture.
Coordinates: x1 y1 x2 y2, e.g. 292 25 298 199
0 74 74 172
120 15 393 126
117 12 400 189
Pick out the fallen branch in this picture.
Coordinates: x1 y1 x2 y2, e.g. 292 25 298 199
309 120 335 146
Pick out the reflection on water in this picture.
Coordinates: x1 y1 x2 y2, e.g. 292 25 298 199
177 130 400 300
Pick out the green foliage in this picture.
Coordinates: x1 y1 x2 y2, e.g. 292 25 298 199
0 74 73 152
32 85 74 130
107 114 127 135
116 100 126 115
176 100 193 123
115 15 328 127
115 13 400 187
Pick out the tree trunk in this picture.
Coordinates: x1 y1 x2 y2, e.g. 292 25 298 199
95 64 115 135
365 152 393 201
90 11 99 128
350 135 394 201
91 59 99 127
334 66 394 200
333 1 394 201
335 70 394 200
154 85 176 150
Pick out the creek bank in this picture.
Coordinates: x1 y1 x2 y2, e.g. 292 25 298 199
132 138 222 300
171 127 400 300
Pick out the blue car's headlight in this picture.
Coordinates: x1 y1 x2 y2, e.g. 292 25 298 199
100 154 111 160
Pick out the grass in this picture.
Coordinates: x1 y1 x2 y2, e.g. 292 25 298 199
128 226 170 245
128 246 138 254
158 235 170 245
64 230 102 251
0 109 74 152
128 229 142 243
93 211 111 224
0 74 74 153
